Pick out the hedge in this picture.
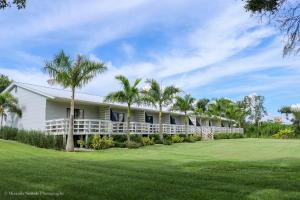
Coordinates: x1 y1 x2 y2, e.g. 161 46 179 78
0 126 63 150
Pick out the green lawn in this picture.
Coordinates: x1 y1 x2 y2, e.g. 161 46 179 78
1 139 300 200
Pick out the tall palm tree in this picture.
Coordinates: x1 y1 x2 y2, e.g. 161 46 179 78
104 75 141 142
44 50 106 152
141 79 180 140
172 94 195 136
0 92 22 128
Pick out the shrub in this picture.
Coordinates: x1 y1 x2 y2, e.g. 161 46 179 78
0 127 18 140
244 122 296 138
126 141 142 149
272 128 295 139
214 133 244 140
163 139 172 145
171 134 184 143
190 134 202 141
130 135 143 143
112 135 127 143
184 135 195 143
150 134 161 143
85 135 94 148
91 135 114 150
141 137 155 146
114 142 127 148
77 140 85 148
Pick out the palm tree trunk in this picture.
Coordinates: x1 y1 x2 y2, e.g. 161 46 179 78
127 105 131 142
159 105 163 141
66 87 75 152
185 111 188 137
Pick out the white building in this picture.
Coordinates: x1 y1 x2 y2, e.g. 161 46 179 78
3 82 243 140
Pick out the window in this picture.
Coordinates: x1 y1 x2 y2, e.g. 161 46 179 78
110 110 125 122
66 108 84 119
170 116 176 124
189 118 194 125
145 113 153 124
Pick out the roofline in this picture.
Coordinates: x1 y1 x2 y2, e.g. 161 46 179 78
2 82 234 122
3 82 55 99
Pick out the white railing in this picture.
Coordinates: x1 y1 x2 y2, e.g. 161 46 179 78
45 118 244 137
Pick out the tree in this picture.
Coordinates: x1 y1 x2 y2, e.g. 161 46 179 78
0 92 22 128
0 0 26 9
0 74 12 93
244 94 267 130
278 105 292 119
279 104 300 131
207 98 232 126
141 79 180 140
105 75 141 143
224 101 248 127
172 94 195 136
195 98 210 113
243 0 300 56
44 51 106 152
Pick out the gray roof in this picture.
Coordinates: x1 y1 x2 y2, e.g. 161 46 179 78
4 82 233 121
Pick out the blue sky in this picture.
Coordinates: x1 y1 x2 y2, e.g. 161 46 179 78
0 0 300 120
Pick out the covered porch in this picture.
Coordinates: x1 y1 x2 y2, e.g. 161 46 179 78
45 118 244 138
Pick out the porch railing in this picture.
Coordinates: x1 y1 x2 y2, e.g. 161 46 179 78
45 119 244 139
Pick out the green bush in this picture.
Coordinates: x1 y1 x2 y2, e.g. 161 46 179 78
91 135 114 150
272 128 295 139
141 137 155 146
0 127 18 140
190 134 202 141
0 127 63 149
214 132 244 140
114 142 127 148
184 135 195 143
163 139 172 145
171 134 184 143
130 135 143 143
150 134 161 143
244 122 295 138
126 141 142 149
77 140 85 148
112 135 127 143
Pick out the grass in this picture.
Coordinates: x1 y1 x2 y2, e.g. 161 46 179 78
1 138 300 200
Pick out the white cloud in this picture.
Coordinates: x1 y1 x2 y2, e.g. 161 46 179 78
0 0 299 120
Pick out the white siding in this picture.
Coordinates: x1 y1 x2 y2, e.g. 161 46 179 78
99 105 110 120
46 100 100 120
5 86 47 130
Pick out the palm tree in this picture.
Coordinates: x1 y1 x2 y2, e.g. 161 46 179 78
0 92 22 128
104 75 141 142
207 98 231 126
43 50 106 152
141 79 180 140
172 94 195 136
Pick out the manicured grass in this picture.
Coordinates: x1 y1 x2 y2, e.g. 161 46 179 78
1 138 300 200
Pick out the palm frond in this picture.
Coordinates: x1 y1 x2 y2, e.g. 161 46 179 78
115 75 130 95
104 91 127 103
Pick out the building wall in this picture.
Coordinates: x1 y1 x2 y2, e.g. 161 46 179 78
99 105 110 120
45 100 100 120
4 86 47 130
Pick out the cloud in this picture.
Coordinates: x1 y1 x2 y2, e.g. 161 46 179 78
1 0 300 117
